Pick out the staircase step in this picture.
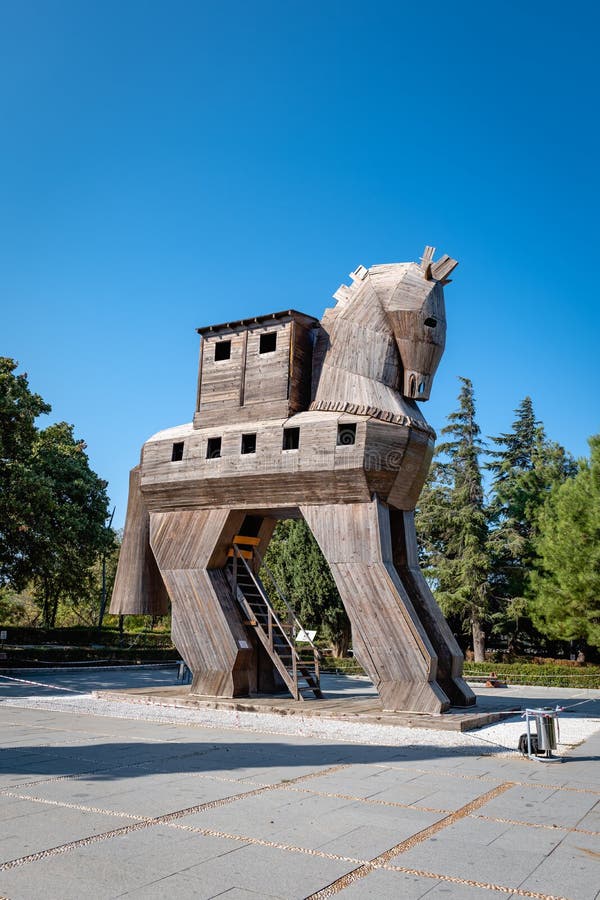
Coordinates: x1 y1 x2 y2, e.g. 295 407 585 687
225 558 322 704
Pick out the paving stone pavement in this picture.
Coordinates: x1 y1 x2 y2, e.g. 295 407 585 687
0 668 598 899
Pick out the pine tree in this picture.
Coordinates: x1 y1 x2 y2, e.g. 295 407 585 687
487 397 576 646
416 377 491 661
529 435 600 650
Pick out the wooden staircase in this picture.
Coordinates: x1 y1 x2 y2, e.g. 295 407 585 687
226 537 323 701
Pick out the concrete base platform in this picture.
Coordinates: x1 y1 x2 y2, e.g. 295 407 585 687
96 684 518 732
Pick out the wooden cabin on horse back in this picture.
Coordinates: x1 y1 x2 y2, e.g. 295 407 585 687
110 248 476 714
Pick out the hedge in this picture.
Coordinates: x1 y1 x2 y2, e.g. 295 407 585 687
462 661 600 689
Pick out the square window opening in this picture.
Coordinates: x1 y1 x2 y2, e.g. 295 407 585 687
259 332 277 354
241 433 257 455
214 340 231 361
283 427 300 451
337 423 357 446
171 441 184 462
206 437 222 459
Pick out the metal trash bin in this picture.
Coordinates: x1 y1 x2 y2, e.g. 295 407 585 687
521 706 563 762
534 710 558 752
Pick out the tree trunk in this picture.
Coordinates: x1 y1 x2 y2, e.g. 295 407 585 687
332 622 351 658
50 593 59 628
42 580 51 629
472 615 486 662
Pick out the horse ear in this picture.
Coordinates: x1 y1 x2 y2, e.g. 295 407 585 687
430 254 458 283
420 246 435 278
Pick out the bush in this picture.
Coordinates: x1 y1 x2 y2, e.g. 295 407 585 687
462 660 600 688
0 626 174 649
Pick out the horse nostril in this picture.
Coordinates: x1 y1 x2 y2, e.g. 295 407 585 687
424 317 437 328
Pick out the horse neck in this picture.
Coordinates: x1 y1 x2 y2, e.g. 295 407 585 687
316 292 401 390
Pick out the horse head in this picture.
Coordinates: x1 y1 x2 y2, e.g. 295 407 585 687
372 247 457 402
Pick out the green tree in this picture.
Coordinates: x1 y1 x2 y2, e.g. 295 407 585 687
0 358 51 586
529 435 600 650
416 377 491 660
0 359 114 626
262 519 351 656
27 423 114 627
487 397 576 646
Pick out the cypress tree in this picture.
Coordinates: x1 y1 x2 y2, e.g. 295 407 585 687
417 377 491 661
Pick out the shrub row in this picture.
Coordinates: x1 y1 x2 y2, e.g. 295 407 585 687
0 626 174 649
463 661 600 689
0 645 180 667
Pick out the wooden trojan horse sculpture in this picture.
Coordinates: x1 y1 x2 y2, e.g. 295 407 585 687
110 248 476 714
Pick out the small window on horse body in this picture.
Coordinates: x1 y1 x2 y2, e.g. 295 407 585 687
214 340 231 361
171 441 184 462
424 317 437 328
418 381 425 395
259 332 277 353
206 437 222 459
283 427 300 450
337 423 356 446
241 433 256 455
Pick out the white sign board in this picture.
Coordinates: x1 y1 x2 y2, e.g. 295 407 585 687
295 629 317 643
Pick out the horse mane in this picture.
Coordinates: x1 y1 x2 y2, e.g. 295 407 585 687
310 263 434 436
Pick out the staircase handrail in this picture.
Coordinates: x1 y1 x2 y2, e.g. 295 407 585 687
253 547 322 661
233 546 298 659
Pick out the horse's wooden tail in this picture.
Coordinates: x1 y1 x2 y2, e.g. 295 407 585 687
109 465 169 616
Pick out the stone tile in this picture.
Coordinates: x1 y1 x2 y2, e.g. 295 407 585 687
0 795 44 823
482 784 599 828
517 836 600 900
209 890 282 900
0 802 130 864
166 842 355 899
416 881 517 898
575 800 600 832
368 773 497 811
391 819 547 888
316 823 420 860
0 827 241 900
21 770 261 817
179 790 355 846
336 868 439 898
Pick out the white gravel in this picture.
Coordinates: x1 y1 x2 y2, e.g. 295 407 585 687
3 691 599 757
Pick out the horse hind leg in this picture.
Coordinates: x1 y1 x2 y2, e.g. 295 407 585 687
301 498 451 714
389 510 476 708
109 465 169 616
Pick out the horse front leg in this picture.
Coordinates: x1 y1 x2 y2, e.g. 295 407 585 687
301 498 451 714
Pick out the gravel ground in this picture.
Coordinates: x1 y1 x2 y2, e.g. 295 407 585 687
3 685 599 757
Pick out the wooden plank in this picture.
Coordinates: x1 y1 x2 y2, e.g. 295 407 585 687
227 548 252 559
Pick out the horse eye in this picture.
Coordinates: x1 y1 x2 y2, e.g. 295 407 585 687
424 317 437 328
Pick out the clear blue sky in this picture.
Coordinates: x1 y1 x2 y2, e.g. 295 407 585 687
2 1 599 528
